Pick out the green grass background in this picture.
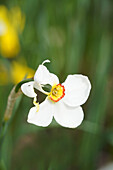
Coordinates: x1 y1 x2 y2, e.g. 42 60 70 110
0 0 113 169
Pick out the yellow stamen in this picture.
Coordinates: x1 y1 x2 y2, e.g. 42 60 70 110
33 97 39 112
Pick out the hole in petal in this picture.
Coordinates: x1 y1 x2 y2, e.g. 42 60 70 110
34 88 47 104
42 84 52 92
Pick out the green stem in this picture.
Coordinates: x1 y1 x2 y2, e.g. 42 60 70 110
0 78 32 164
0 122 8 161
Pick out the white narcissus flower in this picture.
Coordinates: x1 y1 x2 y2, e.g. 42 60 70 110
21 60 91 128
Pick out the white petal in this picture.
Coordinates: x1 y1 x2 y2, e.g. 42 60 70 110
49 73 59 85
42 59 50 65
21 81 37 98
34 64 59 86
62 74 91 107
34 82 49 95
54 101 84 128
27 98 53 127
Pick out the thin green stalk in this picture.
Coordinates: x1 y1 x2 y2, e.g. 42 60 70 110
0 78 32 165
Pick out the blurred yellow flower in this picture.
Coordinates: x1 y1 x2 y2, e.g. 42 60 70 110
0 27 20 58
10 6 25 33
0 5 25 58
0 62 9 85
0 5 9 25
11 61 35 84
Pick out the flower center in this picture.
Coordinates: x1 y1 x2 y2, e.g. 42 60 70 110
48 84 65 102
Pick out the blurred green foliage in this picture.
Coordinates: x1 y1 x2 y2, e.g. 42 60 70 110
0 0 113 169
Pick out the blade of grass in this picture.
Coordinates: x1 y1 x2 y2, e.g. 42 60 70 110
78 33 112 170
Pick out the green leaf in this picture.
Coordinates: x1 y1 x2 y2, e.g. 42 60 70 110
15 78 33 93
